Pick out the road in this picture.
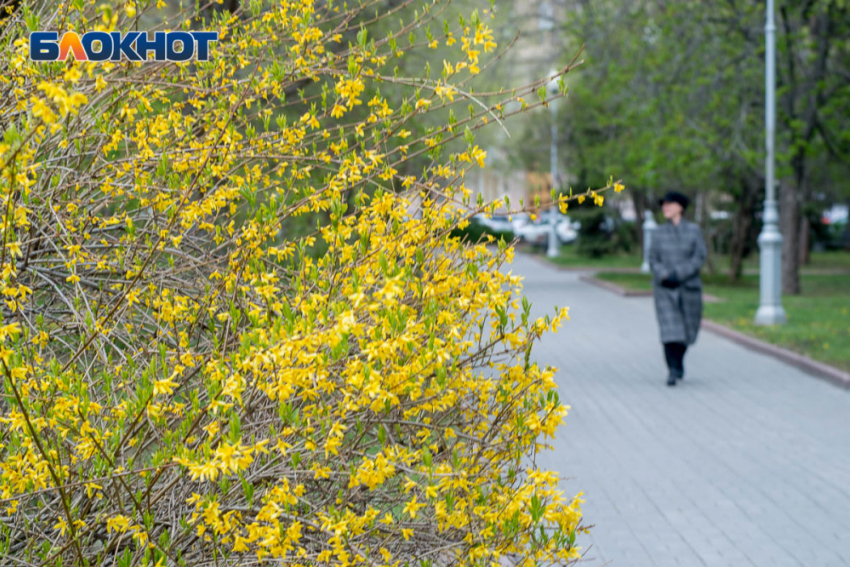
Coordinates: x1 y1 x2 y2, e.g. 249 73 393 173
512 252 850 567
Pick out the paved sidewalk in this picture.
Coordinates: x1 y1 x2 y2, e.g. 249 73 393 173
511 253 850 567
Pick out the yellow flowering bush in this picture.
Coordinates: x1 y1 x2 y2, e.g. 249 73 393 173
0 1 617 565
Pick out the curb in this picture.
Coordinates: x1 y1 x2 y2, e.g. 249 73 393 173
578 274 652 297
523 250 850 277
520 251 582 272
578 274 723 303
523 253 643 273
700 320 850 390
575 270 850 389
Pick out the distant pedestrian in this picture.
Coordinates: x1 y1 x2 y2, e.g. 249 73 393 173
649 192 707 386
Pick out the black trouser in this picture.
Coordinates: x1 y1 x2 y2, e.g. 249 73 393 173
663 342 688 377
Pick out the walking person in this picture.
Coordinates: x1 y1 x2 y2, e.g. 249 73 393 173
649 192 707 386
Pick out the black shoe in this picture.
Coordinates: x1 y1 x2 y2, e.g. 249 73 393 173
666 375 677 386
677 372 684 381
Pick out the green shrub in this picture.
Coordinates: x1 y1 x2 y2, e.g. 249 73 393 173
573 208 615 258
450 221 514 244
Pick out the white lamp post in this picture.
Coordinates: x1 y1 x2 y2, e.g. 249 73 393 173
754 0 786 325
641 207 657 273
547 71 560 258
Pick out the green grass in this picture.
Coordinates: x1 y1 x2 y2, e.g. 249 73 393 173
540 246 642 270
541 247 850 273
594 271 850 372
738 251 850 272
593 272 653 291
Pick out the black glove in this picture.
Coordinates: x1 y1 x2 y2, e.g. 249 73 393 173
661 272 680 289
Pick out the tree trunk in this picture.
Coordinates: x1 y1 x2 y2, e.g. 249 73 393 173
728 214 751 282
633 190 645 251
780 178 801 295
799 215 811 265
695 191 716 276
728 178 758 282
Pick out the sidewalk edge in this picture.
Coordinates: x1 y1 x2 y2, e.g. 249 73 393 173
578 274 652 297
575 266 850 389
700 320 850 390
578 273 723 302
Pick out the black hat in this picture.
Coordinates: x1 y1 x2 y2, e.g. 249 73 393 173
659 191 690 209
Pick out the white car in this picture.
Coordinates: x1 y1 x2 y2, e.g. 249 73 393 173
509 212 531 232
516 214 577 246
471 214 515 234
556 221 578 243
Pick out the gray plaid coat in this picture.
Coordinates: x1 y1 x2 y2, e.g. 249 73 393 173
649 219 707 345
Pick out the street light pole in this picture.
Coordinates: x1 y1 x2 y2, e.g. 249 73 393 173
754 0 786 325
547 73 560 258
640 209 657 274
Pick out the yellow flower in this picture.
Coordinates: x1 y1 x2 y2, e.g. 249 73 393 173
153 376 179 396
63 66 82 84
106 515 131 534
232 536 250 552
403 495 426 519
6 242 22 258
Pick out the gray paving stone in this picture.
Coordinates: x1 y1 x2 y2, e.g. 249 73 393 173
511 254 850 567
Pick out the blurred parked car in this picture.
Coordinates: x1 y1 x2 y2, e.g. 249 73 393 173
820 205 849 250
472 214 514 234
516 214 578 246
509 212 531 233
710 210 732 220
556 220 579 243
569 215 615 233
